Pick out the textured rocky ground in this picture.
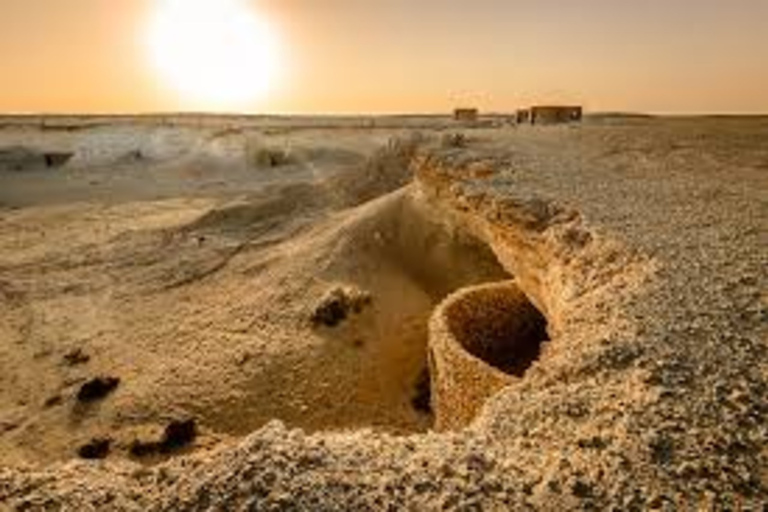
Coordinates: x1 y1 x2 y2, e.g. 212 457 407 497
0 116 766 510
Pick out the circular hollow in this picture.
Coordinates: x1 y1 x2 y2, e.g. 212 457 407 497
444 283 548 378
428 281 549 430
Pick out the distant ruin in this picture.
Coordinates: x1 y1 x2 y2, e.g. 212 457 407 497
453 108 479 123
517 105 583 125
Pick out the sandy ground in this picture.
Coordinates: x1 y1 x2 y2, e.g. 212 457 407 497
0 116 766 509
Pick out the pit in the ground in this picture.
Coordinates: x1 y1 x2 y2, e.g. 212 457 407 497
443 283 548 377
429 281 550 430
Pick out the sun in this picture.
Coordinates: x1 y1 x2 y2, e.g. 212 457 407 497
147 0 280 109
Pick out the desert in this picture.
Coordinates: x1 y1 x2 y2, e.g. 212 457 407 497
0 114 765 509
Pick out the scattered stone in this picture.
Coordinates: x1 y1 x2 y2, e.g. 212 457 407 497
130 419 198 458
159 419 197 453
572 480 594 499
63 348 90 366
76 377 120 403
577 436 608 450
77 438 111 460
43 395 63 408
128 439 157 458
310 286 372 328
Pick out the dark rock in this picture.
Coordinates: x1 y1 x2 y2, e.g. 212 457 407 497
63 348 90 366
159 419 197 453
76 377 120 403
129 439 158 458
577 436 609 450
130 419 197 458
77 438 111 460
572 480 594 499
311 286 372 328
44 395 63 408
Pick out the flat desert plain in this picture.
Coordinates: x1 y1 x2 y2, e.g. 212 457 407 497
0 115 766 510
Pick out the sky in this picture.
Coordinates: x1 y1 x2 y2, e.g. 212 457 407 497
0 0 767 114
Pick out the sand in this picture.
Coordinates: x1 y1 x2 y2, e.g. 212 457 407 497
0 115 766 509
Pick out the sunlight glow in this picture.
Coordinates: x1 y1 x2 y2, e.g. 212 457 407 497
147 0 280 109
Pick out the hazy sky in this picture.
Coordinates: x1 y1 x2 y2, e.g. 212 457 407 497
1 0 767 114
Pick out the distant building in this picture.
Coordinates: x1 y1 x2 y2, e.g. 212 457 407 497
516 109 531 124
529 105 583 125
454 108 479 122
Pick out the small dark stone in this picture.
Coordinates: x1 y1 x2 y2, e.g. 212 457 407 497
159 419 197 453
572 480 594 499
129 440 159 458
63 348 90 366
312 295 348 327
76 377 120 403
77 438 111 460
577 436 609 450
310 287 371 328
130 419 198 458
43 395 63 408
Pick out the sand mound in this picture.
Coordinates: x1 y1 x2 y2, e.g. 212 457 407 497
0 168 510 465
190 186 512 437
323 133 424 207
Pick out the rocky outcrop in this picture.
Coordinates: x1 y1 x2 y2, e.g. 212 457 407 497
413 150 654 433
